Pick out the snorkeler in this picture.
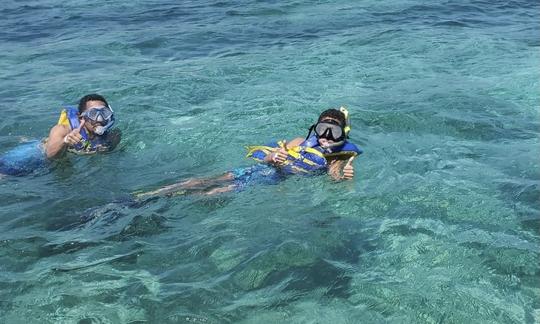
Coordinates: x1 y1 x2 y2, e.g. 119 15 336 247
136 107 362 198
0 94 121 176
45 94 121 158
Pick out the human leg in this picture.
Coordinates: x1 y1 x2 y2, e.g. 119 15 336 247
134 172 235 199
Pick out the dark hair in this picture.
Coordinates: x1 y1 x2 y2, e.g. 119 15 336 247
318 109 346 126
78 94 109 113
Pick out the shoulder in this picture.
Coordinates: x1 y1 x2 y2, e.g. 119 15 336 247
324 141 363 161
288 137 305 147
342 141 362 154
49 124 70 137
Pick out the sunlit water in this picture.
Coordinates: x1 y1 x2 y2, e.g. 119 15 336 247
1 0 539 323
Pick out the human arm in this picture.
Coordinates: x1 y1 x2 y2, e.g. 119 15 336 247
263 137 304 165
45 120 85 159
134 172 235 199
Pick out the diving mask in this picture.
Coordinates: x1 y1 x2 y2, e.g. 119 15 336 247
314 120 345 142
81 106 115 135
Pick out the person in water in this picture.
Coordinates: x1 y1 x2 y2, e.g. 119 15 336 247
136 107 362 198
0 94 120 176
45 93 121 158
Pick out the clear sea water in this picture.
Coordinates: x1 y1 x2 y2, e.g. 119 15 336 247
1 0 539 323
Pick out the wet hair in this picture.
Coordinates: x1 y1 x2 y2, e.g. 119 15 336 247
318 108 346 126
78 94 109 113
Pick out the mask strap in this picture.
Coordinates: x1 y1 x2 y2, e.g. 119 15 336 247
305 124 315 140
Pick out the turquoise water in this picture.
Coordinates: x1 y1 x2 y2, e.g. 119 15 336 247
1 0 539 322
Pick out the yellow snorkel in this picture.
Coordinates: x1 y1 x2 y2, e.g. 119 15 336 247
339 106 351 138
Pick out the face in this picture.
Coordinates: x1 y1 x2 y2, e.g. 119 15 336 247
317 116 343 147
81 100 107 134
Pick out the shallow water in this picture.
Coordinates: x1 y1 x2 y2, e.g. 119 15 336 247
1 0 539 323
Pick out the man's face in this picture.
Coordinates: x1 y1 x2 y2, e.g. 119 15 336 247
81 100 108 134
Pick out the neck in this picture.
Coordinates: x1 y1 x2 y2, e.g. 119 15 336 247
85 130 96 139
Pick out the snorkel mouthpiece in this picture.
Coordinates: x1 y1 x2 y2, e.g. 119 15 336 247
93 119 114 135
94 127 106 136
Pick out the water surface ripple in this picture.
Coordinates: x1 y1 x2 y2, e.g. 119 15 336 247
0 0 539 323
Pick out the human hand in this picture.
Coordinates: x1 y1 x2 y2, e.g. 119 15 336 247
63 119 85 145
342 156 355 180
269 140 289 165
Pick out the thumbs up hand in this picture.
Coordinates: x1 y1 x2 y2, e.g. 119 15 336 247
63 119 85 145
342 156 355 180
266 140 289 165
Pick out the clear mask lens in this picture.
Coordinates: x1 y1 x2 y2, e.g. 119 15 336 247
315 122 343 141
82 107 113 122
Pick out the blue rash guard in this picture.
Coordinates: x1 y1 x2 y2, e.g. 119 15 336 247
231 164 285 191
0 140 46 176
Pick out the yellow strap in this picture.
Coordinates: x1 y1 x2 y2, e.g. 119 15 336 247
57 109 69 126
245 145 274 156
246 142 327 167
277 141 325 159
245 145 274 162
